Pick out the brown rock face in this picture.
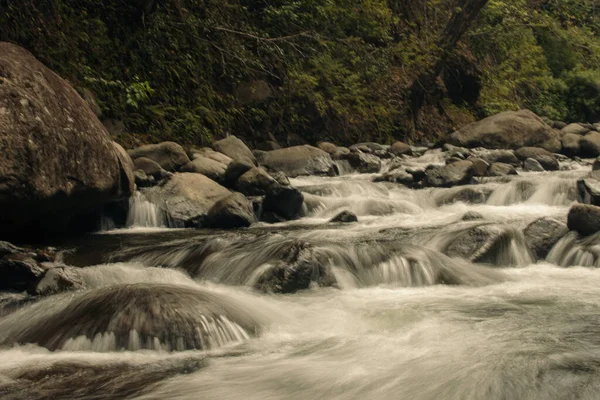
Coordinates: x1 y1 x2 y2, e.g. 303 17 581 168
0 42 123 238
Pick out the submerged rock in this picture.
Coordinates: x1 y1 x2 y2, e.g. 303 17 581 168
330 210 358 223
0 42 125 238
524 217 568 260
567 204 600 236
129 142 190 172
461 211 484 221
261 145 335 177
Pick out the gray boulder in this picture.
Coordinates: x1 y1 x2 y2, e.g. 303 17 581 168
577 170 600 206
261 145 335 177
180 156 227 183
133 157 171 180
190 147 233 166
225 160 255 184
144 173 231 226
567 204 600 236
449 110 560 152
515 147 559 171
206 192 256 229
0 42 125 238
524 217 568 260
424 160 474 188
593 157 600 171
461 211 484 221
262 185 304 221
469 158 490 177
472 149 519 166
129 142 190 172
317 142 338 155
212 135 256 166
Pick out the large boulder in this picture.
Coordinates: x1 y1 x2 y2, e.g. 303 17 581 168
580 131 600 158
577 170 600 206
112 142 136 196
128 142 190 172
144 173 231 226
472 149 519 166
260 145 335 178
0 42 126 238
523 158 545 172
190 147 233 166
180 156 227 183
561 133 582 157
524 217 568 260
449 110 560 152
206 192 256 229
567 204 600 236
424 160 474 188
235 167 277 196
317 142 338 155
212 136 256 166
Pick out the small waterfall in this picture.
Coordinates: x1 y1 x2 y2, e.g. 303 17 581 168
333 160 353 175
126 191 167 228
547 231 600 268
0 284 266 352
486 177 577 206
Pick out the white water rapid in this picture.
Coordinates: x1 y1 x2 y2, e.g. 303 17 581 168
1 153 598 399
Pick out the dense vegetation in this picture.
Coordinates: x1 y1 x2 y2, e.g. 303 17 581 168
2 0 600 147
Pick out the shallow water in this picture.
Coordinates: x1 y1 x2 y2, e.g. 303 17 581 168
1 159 599 399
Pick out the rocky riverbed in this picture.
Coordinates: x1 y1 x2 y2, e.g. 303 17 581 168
4 41 600 399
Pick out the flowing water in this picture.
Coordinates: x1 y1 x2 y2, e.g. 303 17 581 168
2 154 600 399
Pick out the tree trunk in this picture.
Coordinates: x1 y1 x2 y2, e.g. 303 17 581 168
410 0 490 127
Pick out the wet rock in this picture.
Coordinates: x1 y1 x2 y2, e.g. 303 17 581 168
374 149 393 159
0 241 25 258
262 185 304 221
449 109 560 151
436 186 493 205
580 131 600 157
212 135 256 166
424 161 474 188
446 157 463 165
524 217 568 260
330 210 358 223
343 151 382 173
35 266 84 296
561 133 582 157
270 171 291 187
144 173 231 227
235 167 277 196
593 157 600 171
567 204 600 236
129 142 190 172
375 170 414 186
444 144 470 159
524 158 545 172
112 142 136 197
577 170 600 206
261 145 335 177
180 156 227 183
206 192 256 229
562 123 590 136
0 254 44 292
515 147 559 171
134 170 156 188
445 225 508 263
253 150 267 164
390 141 412 156
461 211 484 221
488 162 517 177
224 160 255 185
331 147 351 160
350 142 387 153
133 157 171 180
0 42 125 238
318 141 338 155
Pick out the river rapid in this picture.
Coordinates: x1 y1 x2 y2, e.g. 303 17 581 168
1 151 600 400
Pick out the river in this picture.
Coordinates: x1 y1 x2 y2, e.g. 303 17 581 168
1 152 599 399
